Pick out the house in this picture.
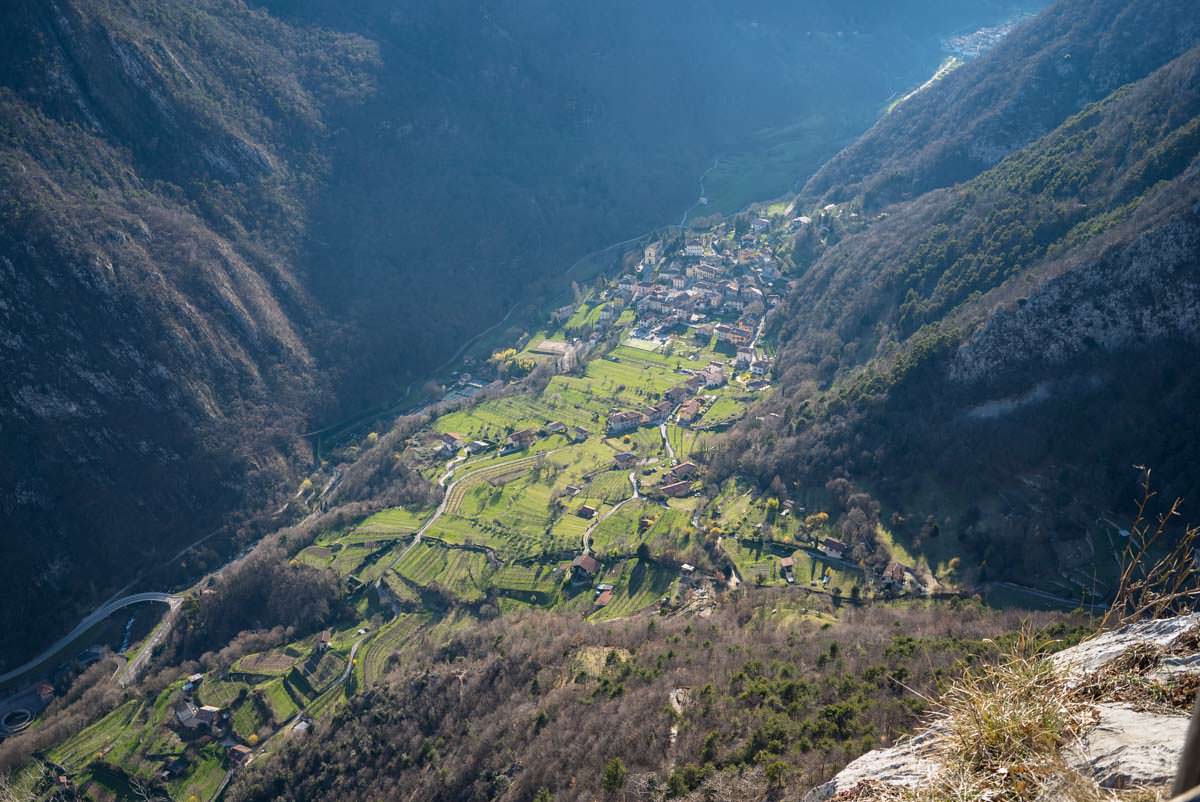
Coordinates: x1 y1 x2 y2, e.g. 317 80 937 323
750 359 769 377
594 590 613 607
677 398 703 424
228 745 254 767
820 538 848 560
664 385 690 404
467 440 494 454
643 400 674 425
175 702 211 730
643 242 661 265
607 411 642 436
571 554 601 582
564 484 582 496
751 217 770 233
702 365 727 388
570 426 590 443
576 505 598 520
735 349 755 370
714 324 750 347
545 421 567 435
669 462 699 481
780 556 796 584
680 564 696 583
197 706 221 727
614 451 638 469
638 516 655 533
660 480 692 498
439 432 465 449
503 429 537 453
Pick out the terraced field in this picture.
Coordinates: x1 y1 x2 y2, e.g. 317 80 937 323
588 499 652 555
234 647 301 678
393 542 491 602
491 563 564 601
359 614 428 686
260 677 300 724
230 694 266 740
584 470 636 504
345 507 430 542
665 423 711 461
300 649 348 691
48 699 143 772
590 559 677 621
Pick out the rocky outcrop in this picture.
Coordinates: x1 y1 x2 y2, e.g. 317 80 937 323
804 616 1200 801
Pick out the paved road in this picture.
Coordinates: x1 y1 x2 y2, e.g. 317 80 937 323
989 581 1106 612
660 423 676 462
0 592 181 686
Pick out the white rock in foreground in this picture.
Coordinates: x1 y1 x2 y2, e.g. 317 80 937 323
804 616 1200 801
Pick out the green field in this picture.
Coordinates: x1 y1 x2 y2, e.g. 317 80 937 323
48 699 144 772
393 542 492 602
344 507 430 542
697 395 746 427
591 559 677 620
491 563 564 602
359 613 427 686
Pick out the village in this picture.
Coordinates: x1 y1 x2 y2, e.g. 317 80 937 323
11 206 940 802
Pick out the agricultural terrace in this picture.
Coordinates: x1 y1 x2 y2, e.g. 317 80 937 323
723 539 863 594
392 542 492 602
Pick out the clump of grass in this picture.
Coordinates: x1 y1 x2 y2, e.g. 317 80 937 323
915 636 1102 802
939 645 1089 777
840 635 1171 802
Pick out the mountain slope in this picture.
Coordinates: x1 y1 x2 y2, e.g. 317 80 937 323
0 0 372 668
0 0 1033 668
720 35 1200 591
802 0 1200 208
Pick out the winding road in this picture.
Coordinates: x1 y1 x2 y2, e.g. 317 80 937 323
0 592 181 686
582 471 640 554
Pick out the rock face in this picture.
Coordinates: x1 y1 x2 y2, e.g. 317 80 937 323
804 617 1200 801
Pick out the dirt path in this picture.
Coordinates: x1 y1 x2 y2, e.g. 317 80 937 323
582 472 640 554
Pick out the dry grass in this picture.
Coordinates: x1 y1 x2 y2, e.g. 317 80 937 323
835 634 1178 802
1102 468 1200 630
831 471 1200 802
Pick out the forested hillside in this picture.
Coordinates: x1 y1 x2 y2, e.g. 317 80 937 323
802 0 1200 208
227 603 1051 802
719 15 1200 593
0 0 1031 669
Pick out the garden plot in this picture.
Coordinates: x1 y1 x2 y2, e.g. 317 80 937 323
233 647 301 678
